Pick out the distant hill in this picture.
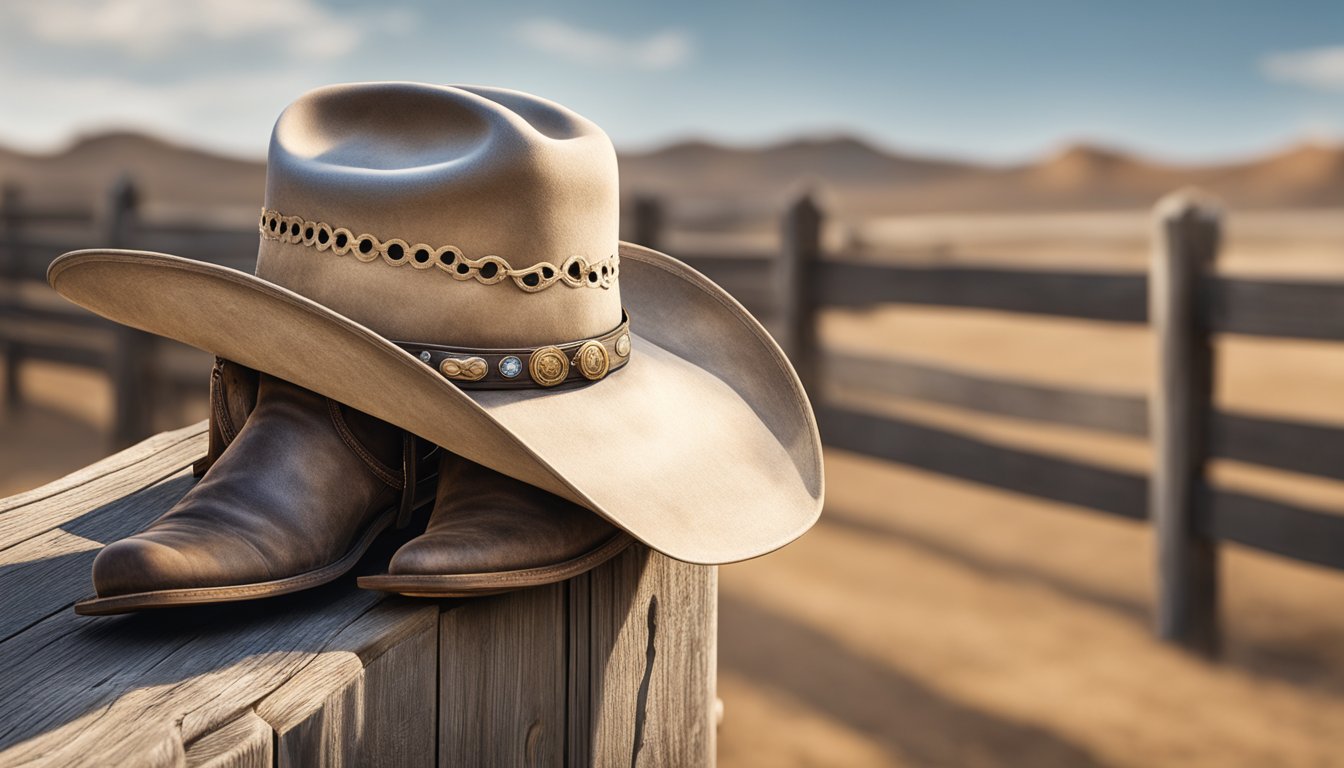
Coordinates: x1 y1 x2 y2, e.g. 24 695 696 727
618 136 978 199
0 132 265 217
0 130 1339 218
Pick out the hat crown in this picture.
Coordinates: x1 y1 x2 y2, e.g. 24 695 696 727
256 82 622 348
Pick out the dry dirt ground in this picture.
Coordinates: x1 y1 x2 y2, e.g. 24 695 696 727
5 212 1344 766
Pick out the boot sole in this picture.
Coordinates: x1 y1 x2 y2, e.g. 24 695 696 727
74 478 438 616
355 532 635 597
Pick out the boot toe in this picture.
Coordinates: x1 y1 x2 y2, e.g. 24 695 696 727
91 537 203 597
387 532 478 576
388 521 619 576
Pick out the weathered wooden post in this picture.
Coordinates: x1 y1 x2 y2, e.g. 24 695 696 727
779 191 823 399
106 176 156 448
1 184 22 410
632 195 663 252
1149 190 1221 655
439 546 717 766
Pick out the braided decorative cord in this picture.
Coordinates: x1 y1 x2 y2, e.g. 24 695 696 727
258 208 619 292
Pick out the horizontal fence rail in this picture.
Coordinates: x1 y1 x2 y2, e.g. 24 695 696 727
827 349 1344 483
820 404 1149 520
1210 279 1344 341
1205 489 1344 571
822 405 1344 573
820 262 1149 323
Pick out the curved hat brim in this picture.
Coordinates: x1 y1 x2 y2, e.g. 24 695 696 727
47 243 823 565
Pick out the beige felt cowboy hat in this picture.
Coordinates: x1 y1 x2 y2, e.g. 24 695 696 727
47 82 823 565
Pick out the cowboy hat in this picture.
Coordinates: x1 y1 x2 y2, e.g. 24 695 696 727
48 82 823 565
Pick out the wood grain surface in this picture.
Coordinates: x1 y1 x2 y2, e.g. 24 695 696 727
0 423 718 767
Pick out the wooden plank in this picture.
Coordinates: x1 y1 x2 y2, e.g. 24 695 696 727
4 209 93 224
829 350 1344 483
0 429 430 766
111 323 158 448
0 302 109 328
0 421 205 547
675 254 777 317
779 193 823 398
674 253 774 272
183 712 273 768
573 544 717 767
820 404 1148 520
1210 278 1344 341
0 466 195 641
0 575 392 766
1148 192 1220 655
0 340 104 370
439 584 567 766
1211 413 1344 482
566 570 593 766
1205 489 1344 570
819 261 1148 323
257 602 438 768
827 350 1148 436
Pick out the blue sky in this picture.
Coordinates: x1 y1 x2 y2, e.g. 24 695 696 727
0 0 1341 162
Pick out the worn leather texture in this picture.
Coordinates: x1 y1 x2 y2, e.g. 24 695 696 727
90 374 404 597
47 82 824 565
195 357 260 476
389 451 621 576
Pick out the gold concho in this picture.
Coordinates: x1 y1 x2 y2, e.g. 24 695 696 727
575 340 610 381
440 356 488 382
615 333 631 358
529 346 569 387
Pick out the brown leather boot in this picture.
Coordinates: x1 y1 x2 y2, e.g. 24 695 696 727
359 452 633 597
192 357 260 477
76 373 426 615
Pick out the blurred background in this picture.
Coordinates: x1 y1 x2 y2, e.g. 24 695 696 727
4 1 1344 765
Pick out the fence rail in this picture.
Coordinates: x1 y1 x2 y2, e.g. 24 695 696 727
5 179 1344 655
664 190 1344 656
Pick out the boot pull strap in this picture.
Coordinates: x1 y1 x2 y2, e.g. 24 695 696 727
397 432 418 528
327 399 403 488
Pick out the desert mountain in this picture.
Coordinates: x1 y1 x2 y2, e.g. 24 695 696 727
0 131 1339 218
0 132 264 216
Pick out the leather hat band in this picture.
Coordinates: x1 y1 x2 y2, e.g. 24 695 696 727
394 312 631 390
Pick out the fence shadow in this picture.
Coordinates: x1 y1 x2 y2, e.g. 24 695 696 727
719 592 1113 768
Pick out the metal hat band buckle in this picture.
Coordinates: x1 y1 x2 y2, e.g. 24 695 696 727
394 312 632 390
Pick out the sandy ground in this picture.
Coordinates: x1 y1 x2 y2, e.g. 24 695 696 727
6 215 1344 766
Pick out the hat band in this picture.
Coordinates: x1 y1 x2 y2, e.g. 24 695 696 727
394 312 631 390
259 208 618 293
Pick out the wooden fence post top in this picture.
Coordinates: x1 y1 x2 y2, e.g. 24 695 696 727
108 174 138 205
787 188 823 221
1153 188 1221 227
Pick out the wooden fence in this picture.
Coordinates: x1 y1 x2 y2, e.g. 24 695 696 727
642 191 1344 657
0 179 256 446
6 181 1344 655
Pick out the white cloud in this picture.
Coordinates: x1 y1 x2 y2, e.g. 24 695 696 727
514 18 692 71
4 0 364 59
1261 46 1344 91
0 68 319 155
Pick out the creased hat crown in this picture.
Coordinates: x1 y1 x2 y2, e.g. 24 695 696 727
256 82 622 348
